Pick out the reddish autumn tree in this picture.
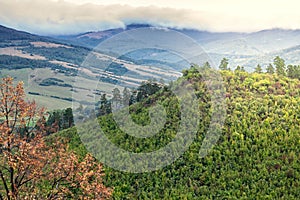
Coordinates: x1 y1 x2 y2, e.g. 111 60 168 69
0 77 112 199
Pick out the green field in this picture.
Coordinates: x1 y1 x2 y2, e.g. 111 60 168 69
1 68 125 110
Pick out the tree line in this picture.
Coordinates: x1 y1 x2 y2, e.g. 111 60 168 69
219 56 300 79
94 80 164 117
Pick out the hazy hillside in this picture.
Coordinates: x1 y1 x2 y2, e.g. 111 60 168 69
54 24 151 48
0 25 44 41
54 24 300 70
0 25 181 109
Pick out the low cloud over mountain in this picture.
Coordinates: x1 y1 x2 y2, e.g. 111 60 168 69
1 0 300 35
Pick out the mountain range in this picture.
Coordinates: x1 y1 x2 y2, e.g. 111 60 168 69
1 24 300 109
54 24 300 70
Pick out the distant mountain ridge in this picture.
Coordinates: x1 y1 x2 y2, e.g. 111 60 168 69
49 24 300 70
54 24 152 48
0 25 73 43
2 23 300 70
0 25 43 41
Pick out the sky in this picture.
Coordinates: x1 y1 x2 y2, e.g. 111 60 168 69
1 0 300 35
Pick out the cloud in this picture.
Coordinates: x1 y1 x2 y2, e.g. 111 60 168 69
0 0 300 35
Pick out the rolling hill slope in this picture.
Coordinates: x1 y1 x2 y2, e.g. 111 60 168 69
57 69 300 199
0 25 182 109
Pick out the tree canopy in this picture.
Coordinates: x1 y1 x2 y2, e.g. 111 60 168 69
0 77 112 199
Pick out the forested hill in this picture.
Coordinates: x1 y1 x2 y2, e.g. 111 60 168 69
57 67 300 199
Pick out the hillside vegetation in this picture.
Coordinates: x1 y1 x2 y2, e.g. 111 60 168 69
56 67 300 199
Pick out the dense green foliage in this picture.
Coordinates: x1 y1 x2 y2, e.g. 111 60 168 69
57 67 300 199
219 57 230 71
95 81 164 117
47 108 75 134
274 56 286 76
